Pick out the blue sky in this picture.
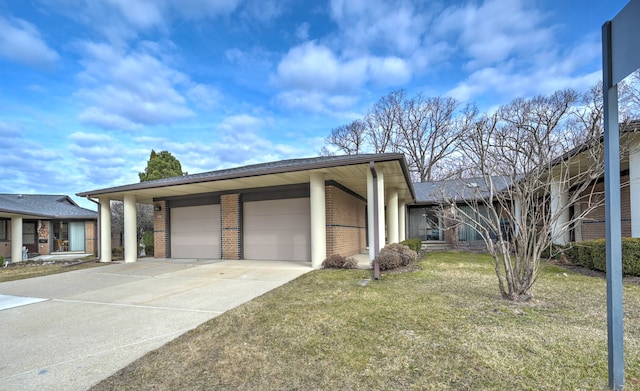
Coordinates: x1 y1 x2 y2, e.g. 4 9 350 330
0 0 630 209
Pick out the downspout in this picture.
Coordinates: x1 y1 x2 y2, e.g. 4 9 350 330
85 197 101 259
369 162 380 280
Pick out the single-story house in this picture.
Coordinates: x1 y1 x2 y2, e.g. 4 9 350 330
408 127 640 249
408 176 512 251
77 154 415 268
0 194 98 261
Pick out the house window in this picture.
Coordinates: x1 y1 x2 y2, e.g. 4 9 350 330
458 204 489 242
408 206 444 241
0 220 7 240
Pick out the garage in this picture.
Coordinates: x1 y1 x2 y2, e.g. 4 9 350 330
243 198 311 261
171 204 221 259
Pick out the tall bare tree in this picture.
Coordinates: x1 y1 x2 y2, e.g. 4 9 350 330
323 119 366 155
397 95 473 181
450 89 606 301
363 89 404 153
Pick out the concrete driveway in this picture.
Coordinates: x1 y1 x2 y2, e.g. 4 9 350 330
0 258 311 391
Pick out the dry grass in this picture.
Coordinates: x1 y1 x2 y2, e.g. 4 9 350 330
92 251 640 390
0 259 106 282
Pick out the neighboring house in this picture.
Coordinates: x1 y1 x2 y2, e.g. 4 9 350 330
409 128 640 249
77 154 415 268
408 177 512 251
0 194 98 261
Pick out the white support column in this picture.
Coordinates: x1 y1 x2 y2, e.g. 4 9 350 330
550 179 570 245
387 189 399 244
310 172 326 269
10 216 22 262
367 169 376 261
398 200 406 242
376 171 386 251
99 198 112 262
123 194 137 263
513 198 522 236
366 166 386 261
630 139 640 238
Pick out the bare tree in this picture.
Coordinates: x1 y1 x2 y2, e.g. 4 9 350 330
397 96 475 181
363 89 404 153
110 201 154 247
450 89 606 301
323 119 367 155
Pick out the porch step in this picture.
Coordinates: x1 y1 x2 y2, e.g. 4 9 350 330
421 242 451 251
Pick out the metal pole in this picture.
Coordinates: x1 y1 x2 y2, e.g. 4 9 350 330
602 20 625 390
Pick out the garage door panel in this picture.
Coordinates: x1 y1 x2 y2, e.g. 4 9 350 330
244 198 310 261
171 205 220 259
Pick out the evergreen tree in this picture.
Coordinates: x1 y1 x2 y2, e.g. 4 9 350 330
138 150 186 182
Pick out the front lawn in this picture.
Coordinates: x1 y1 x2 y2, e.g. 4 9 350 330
91 251 640 390
0 259 106 282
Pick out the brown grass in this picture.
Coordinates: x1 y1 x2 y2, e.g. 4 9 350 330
91 251 640 390
0 259 106 282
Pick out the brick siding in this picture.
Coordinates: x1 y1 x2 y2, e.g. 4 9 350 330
221 194 241 260
325 185 366 257
153 201 168 258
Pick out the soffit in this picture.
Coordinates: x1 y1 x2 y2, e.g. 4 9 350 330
80 160 413 204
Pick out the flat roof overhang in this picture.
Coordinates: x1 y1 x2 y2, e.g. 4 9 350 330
77 155 416 204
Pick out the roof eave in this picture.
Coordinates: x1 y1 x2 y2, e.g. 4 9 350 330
78 153 416 199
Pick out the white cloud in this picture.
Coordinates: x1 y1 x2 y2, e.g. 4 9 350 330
295 22 310 41
272 41 368 93
434 0 554 70
0 16 59 69
75 42 195 129
329 0 427 56
186 84 222 110
46 0 242 43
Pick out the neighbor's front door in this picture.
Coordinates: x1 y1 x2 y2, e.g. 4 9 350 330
22 221 38 255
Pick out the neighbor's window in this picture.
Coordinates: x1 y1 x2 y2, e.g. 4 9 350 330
408 206 444 241
0 220 7 240
458 204 492 241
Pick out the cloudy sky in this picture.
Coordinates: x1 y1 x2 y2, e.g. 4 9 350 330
0 0 629 209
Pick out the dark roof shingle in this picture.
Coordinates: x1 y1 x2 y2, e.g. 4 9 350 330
0 194 97 219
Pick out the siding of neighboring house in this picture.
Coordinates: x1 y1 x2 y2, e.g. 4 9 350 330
325 184 366 257
577 174 632 241
0 218 10 259
0 219 96 259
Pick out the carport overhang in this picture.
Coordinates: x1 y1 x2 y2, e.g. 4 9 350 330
77 154 416 266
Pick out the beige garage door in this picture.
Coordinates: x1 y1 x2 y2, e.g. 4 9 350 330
171 204 221 259
244 198 311 261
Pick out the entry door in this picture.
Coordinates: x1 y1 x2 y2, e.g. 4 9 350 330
68 222 86 252
22 221 37 254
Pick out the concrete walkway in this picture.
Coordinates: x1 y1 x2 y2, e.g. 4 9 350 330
0 258 311 391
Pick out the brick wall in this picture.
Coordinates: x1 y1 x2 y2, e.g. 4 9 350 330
153 201 168 258
326 185 366 257
578 174 632 241
221 194 241 260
